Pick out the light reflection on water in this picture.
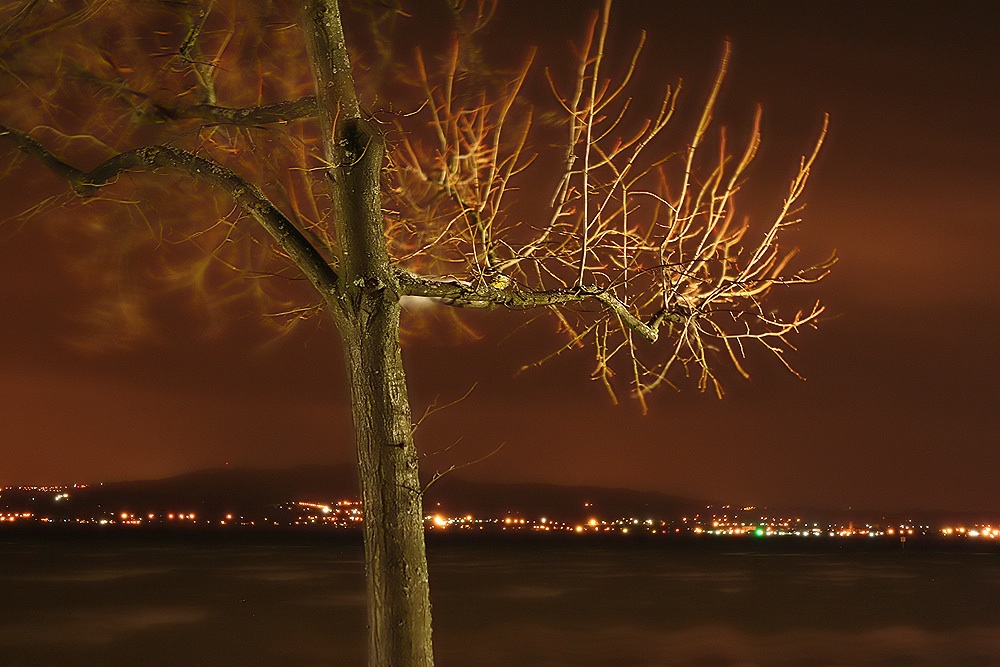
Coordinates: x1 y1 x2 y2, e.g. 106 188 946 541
1 538 999 666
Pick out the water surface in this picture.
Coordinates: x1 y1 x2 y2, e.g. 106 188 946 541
1 535 998 666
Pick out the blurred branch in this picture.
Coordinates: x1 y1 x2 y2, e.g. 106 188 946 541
70 61 319 127
0 0 42 42
0 0 112 51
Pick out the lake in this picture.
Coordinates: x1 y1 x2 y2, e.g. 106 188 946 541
2 533 999 665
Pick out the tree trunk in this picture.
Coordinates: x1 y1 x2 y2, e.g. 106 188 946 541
339 292 434 667
304 2 435 664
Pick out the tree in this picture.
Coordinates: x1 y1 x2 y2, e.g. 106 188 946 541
0 1 831 665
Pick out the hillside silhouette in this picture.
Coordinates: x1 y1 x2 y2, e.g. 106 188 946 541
2 464 703 522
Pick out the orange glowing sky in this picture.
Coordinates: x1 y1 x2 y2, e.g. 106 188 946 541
1 1 998 513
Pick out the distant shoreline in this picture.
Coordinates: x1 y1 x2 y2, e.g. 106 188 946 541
3 524 999 555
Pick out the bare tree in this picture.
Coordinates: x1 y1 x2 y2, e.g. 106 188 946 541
0 1 831 665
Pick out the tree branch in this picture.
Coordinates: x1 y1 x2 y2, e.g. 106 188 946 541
69 65 320 127
178 0 218 105
157 96 319 126
394 267 682 343
304 0 391 297
0 123 338 295
304 0 361 153
0 0 43 43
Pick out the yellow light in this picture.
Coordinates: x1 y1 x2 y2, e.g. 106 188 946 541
433 515 447 527
488 273 511 289
587 518 598 527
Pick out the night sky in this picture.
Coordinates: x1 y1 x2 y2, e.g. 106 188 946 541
1 1 998 514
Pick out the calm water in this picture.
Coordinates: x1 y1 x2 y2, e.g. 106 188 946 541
2 535 999 666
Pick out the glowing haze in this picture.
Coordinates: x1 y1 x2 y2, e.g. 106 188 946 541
1 1 998 513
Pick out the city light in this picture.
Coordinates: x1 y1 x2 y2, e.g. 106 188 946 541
1 483 997 540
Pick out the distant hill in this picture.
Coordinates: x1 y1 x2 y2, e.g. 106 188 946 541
6 466 993 527
424 475 703 522
1 464 704 522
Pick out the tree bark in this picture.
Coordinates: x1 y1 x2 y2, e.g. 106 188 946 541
329 136 436 665
336 291 434 667
305 1 435 665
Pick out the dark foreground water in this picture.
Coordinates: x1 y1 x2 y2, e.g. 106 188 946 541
2 534 1000 666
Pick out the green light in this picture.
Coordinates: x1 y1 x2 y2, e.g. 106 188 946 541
755 528 765 537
